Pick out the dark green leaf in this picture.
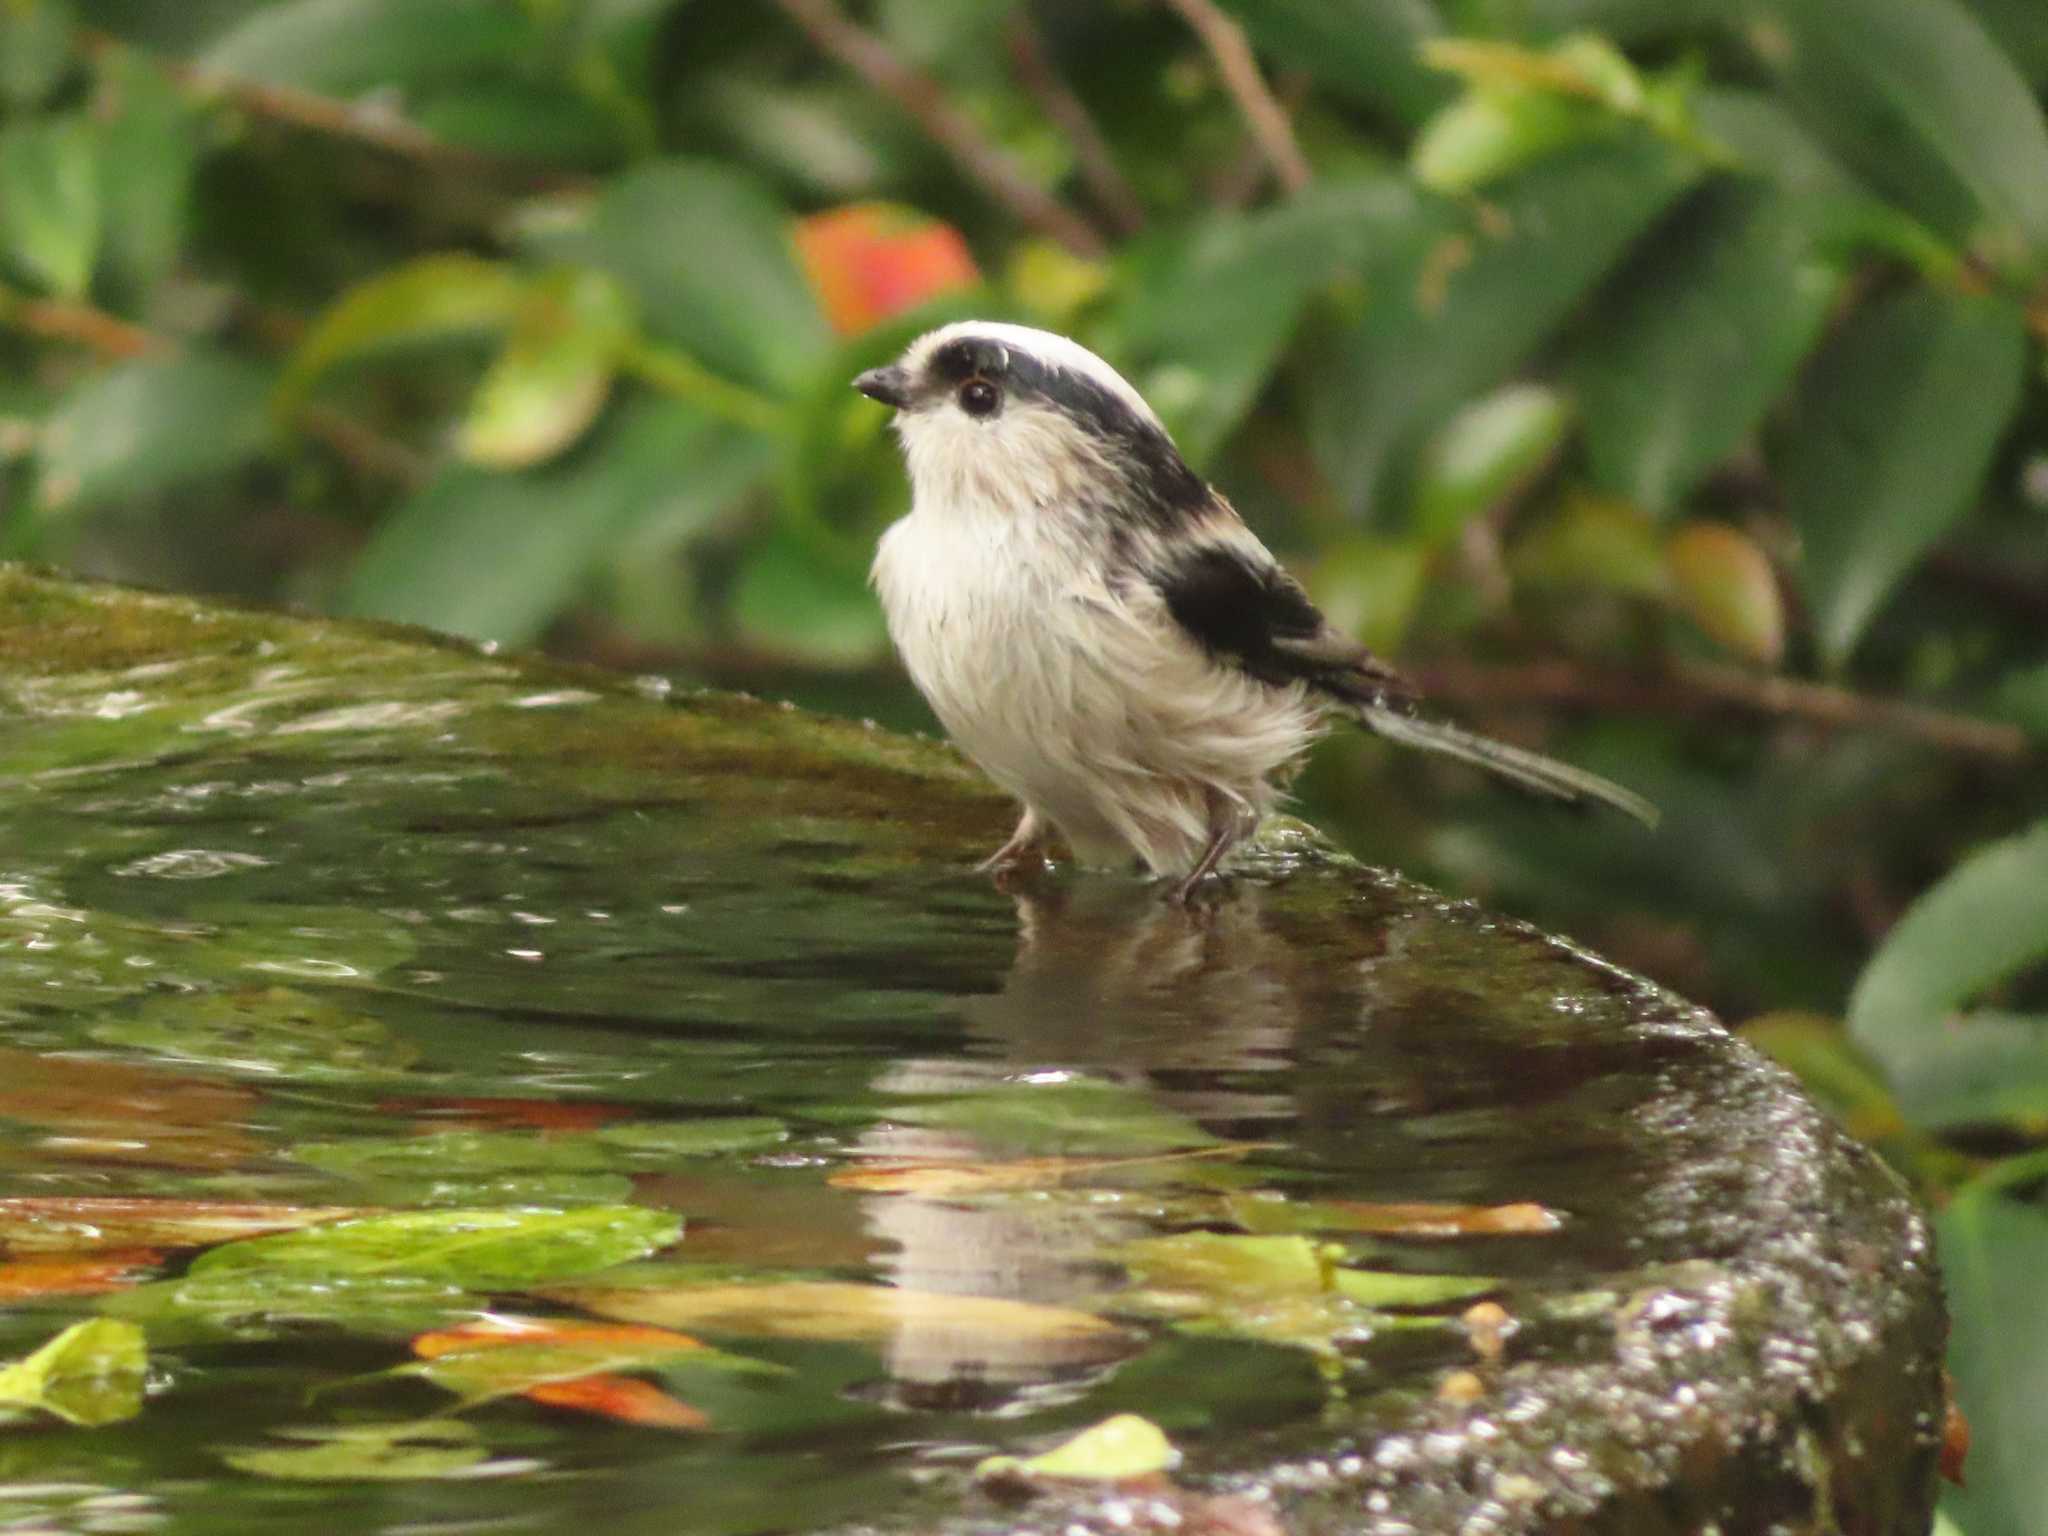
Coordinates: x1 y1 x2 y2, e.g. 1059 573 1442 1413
1992 662 2048 739
1745 0 2048 272
728 528 888 667
1849 820 2048 1075
106 1270 478 1342
90 986 417 1082
1310 133 1698 521
1772 286 2025 666
0 114 100 298
0 0 77 110
0 1319 145 1428
1218 0 1449 126
523 159 829 395
1566 182 1842 514
1110 177 1413 465
1937 1176 2048 1536
413 80 628 169
35 348 274 514
1965 0 2048 87
342 397 764 646
91 49 204 306
889 1079 1218 1158
190 1206 681 1289
294 1117 788 1179
199 0 533 93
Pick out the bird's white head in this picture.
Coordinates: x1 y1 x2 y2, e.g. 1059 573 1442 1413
854 321 1207 525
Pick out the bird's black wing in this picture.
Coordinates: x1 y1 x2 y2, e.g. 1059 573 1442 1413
1150 542 1413 712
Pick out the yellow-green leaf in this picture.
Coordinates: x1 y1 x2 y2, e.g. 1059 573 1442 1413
1664 520 1785 665
977 1414 1179 1482
0 1318 146 1427
458 267 635 469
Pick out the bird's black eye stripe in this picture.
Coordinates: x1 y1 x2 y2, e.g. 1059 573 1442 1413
958 378 1000 417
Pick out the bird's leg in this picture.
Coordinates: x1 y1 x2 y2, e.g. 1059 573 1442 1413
1171 795 1258 906
976 809 1048 877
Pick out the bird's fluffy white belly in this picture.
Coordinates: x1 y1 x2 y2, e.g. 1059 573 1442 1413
872 509 1320 874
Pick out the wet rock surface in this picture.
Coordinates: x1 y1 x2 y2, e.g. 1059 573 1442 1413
0 567 1943 1535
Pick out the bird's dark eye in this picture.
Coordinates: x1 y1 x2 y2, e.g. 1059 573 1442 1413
958 379 1000 418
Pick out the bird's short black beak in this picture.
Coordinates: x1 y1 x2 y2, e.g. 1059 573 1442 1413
853 365 910 409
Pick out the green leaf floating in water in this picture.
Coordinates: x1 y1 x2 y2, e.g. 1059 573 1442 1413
885 1079 1219 1158
91 986 418 1082
293 1117 789 1181
0 1318 147 1427
105 1270 479 1343
190 1206 682 1290
977 1414 1180 1483
221 1419 488 1482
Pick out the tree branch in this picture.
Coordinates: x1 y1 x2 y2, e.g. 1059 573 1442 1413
1160 0 1311 195
1004 11 1146 237
1411 656 2032 763
771 0 1108 258
0 283 158 359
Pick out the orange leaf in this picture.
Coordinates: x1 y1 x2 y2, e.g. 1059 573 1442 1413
830 1145 1262 1196
1317 1201 1563 1237
0 1248 163 1300
411 1314 706 1359
794 203 979 336
524 1374 709 1430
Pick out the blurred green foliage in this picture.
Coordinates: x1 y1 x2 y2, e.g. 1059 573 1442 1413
0 1 2045 1525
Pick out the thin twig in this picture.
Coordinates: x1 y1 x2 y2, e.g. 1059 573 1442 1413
296 404 431 488
1411 657 2031 763
0 283 158 359
1160 0 1311 195
771 0 1107 258
1004 11 1146 237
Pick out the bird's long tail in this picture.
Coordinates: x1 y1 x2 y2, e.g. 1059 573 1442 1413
1359 706 1660 828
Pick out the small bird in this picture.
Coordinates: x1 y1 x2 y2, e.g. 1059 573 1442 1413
857 322 1655 902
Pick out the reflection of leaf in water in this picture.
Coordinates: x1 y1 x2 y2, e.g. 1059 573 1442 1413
0 1319 146 1427
293 1116 788 1183
168 903 419 985
0 1250 163 1300
356 1172 637 1210
191 1206 681 1290
1228 1192 1563 1238
977 1412 1180 1482
547 1279 1128 1349
884 1079 1220 1157
220 1419 488 1481
0 1195 360 1253
0 1048 260 1170
91 986 417 1081
829 1145 1262 1196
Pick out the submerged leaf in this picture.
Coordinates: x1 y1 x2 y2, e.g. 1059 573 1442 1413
0 1318 146 1427
1116 1234 1335 1298
977 1413 1180 1483
0 1250 163 1301
828 1146 1259 1196
1229 1194 1563 1238
221 1418 488 1482
0 1196 361 1254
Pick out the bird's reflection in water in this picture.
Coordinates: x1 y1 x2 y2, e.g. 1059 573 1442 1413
856 881 1306 1410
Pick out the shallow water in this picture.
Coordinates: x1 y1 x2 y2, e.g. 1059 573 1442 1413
0 572 1940 1535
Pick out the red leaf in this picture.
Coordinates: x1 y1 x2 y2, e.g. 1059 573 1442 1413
525 1374 709 1430
794 203 979 336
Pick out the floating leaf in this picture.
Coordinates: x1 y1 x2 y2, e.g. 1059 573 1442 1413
1773 286 2025 667
794 203 980 336
92 986 416 1082
1664 520 1785 665
977 1414 1179 1483
548 1280 1127 1349
0 1250 162 1301
221 1418 488 1482
401 1314 768 1416
106 1270 475 1341
1229 1194 1563 1238
0 1319 145 1427
829 1146 1258 1197
1331 1268 1500 1309
458 267 635 469
294 1116 787 1181
0 1196 359 1254
527 1374 709 1429
1117 1233 1335 1298
885 1078 1218 1158
191 1206 681 1290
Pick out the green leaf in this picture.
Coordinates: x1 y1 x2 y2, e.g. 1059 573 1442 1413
1330 1267 1499 1308
1565 181 1843 514
0 1319 146 1428
1663 520 1785 665
221 1419 488 1482
1117 1233 1335 1297
1771 286 2025 666
275 254 527 414
0 0 77 110
1110 177 1414 465
199 0 533 93
0 114 100 297
190 1206 681 1290
35 348 274 514
294 1117 789 1180
1745 0 2048 273
342 397 765 646
1306 534 1431 654
1218 0 1449 127
1992 662 2048 740
403 1334 776 1409
728 527 888 667
1849 821 2048 1077
105 1271 477 1342
458 268 635 469
90 986 417 1082
1965 0 2048 87
887 1078 1219 1158
977 1414 1179 1482
1411 382 1571 542
1937 1177 2048 1536
1311 133 1699 521
1413 87 1608 193
91 48 204 306
523 158 829 395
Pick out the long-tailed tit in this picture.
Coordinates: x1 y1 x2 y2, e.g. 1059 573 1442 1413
857 322 1656 902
